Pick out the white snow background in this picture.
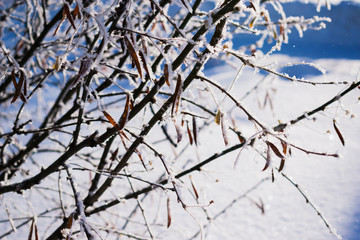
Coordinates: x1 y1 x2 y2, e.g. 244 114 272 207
1 1 360 240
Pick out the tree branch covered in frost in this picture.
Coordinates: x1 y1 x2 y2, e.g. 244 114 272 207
0 1 356 239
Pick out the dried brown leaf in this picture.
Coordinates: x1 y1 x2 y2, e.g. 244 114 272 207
28 218 34 240
167 197 171 228
135 149 147 171
278 158 285 172
266 141 284 159
34 222 39 240
192 116 198 146
187 122 193 145
65 213 74 240
173 119 182 143
124 36 142 79
119 93 131 130
262 145 271 171
103 110 121 131
164 63 170 87
139 50 152 82
189 176 199 200
110 148 119 161
333 119 345 146
249 17 256 28
63 3 76 30
73 4 81 20
215 109 221 125
11 70 25 103
54 13 66 36
171 74 182 117
280 140 287 155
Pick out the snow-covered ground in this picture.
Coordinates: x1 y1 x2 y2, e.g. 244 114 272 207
194 56 360 240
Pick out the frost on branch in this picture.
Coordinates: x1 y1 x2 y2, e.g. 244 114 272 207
0 1 355 240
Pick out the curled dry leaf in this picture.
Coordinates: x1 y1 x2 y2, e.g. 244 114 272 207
278 158 285 172
189 175 199 200
11 69 26 103
54 4 76 36
171 74 182 117
333 119 345 146
280 139 288 155
262 145 271 171
110 147 119 161
135 149 147 171
164 63 170 87
63 3 76 30
139 50 153 82
73 4 81 20
265 141 284 159
124 36 142 80
192 116 198 146
173 119 182 143
34 222 39 240
167 197 171 228
119 93 131 130
65 213 74 240
187 122 193 145
28 218 34 240
215 109 221 125
103 110 121 131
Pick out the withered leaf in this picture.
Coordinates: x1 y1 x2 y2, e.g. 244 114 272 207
73 4 81 20
103 110 121 131
192 116 198 146
280 140 287 155
110 147 119 161
249 198 265 214
164 63 170 87
124 36 142 80
120 131 129 141
262 145 271 171
139 50 152 82
173 119 182 143
278 158 285 172
63 3 76 30
266 141 284 159
189 176 199 200
11 70 25 103
215 109 221 125
65 213 74 240
54 14 66 36
187 122 193 145
135 149 147 171
118 93 131 130
333 119 345 146
34 222 39 240
171 74 182 117
167 197 171 228
249 17 256 28
28 218 34 240
279 25 284 36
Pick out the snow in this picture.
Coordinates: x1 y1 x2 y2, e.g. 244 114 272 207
1 1 360 239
